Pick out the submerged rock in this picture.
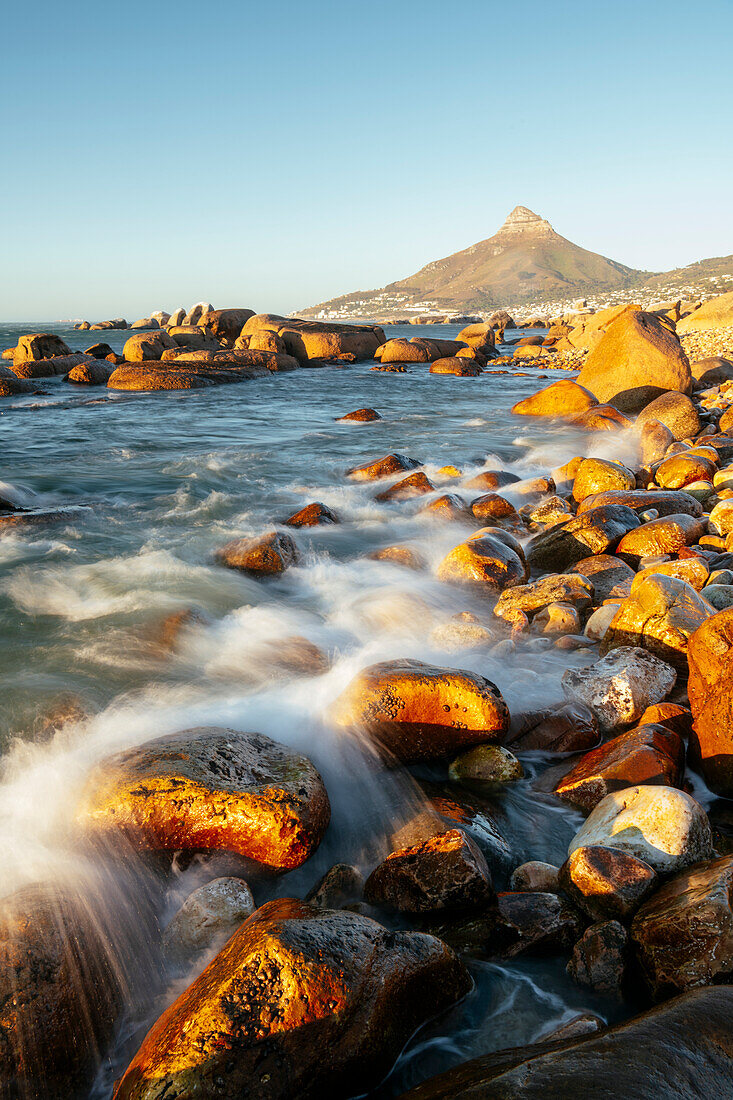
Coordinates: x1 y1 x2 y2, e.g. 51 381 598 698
283 501 339 526
76 727 331 871
162 877 255 962
217 530 299 575
336 407 381 421
113 899 470 1100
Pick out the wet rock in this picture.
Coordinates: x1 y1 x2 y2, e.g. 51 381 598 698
561 646 677 731
511 379 598 417
521 494 574 529
0 884 125 1099
10 352 92 378
637 701 692 737
553 723 684 811
0 506 89 531
305 863 364 908
493 573 594 626
506 701 600 753
429 356 482 376
449 744 523 785
568 785 712 874
636 391 702 441
571 553 635 602
122 330 177 361
364 828 493 914
375 470 435 501
655 452 716 489
510 861 560 893
113 898 470 1100
569 404 633 431
216 530 299 575
463 469 520 491
0 375 38 395
541 1013 604 1041
433 892 584 959
601 575 714 668
336 407 382 421
572 458 636 502
576 489 704 518
615 514 706 565
526 505 640 572
347 453 420 480
633 555 710 592
567 920 628 997
148 607 210 652
283 501 339 526
534 602 582 634
107 364 217 390
584 604 618 641
437 528 528 593
639 418 676 464
559 846 658 920
66 358 114 384
329 659 509 763
12 332 71 362
162 877 255 962
708 498 733 536
632 855 733 1000
369 544 425 570
419 493 473 522
76 727 331 871
576 309 692 412
399 986 733 1099
688 606 733 795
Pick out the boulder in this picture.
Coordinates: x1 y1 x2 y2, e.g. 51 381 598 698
633 556 709 592
162 877 255 962
708 498 733 536
364 828 493 913
0 375 40 396
217 530 298 575
84 341 115 359
635 391 702 441
463 469 520 491
631 855 733 999
13 332 71 362
562 647 676 731
151 310 170 326
437 529 528 592
691 356 733 385
553 723 684 811
429 356 482 376
197 308 255 340
419 493 473 522
655 452 716 489
336 407 381 422
576 489 703 518
572 458 636 502
568 785 712 874
493 573 594 625
433 891 584 960
576 310 692 412
122 331 177 361
399 987 733 1100
676 290 733 333
182 301 214 326
567 920 629 996
10 352 91 378
375 471 435 501
369 544 425 570
0 884 126 1100
506 701 600 754
167 308 186 326
347 453 420 480
76 727 330 871
560 846 657 921
569 404 633 431
510 861 560 893
283 501 339 527
107 365 216 391
305 864 364 909
688 607 733 795
131 317 159 329
66 359 114 384
600 575 714 668
639 418 676 464
526 505 640 572
167 324 220 349
511 379 598 417
470 493 520 526
449 743 523 785
113 899 470 1100
614 514 706 565
329 659 509 764
571 554 635 602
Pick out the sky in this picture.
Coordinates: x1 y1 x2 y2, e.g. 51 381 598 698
3 0 733 320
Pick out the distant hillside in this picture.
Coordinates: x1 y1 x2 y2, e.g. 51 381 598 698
300 207 648 319
641 254 733 297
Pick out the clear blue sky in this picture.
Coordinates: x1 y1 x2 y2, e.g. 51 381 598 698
3 0 732 320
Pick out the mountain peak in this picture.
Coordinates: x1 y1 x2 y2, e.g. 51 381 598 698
498 206 554 234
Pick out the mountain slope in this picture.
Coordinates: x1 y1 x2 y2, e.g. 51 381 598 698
300 207 647 318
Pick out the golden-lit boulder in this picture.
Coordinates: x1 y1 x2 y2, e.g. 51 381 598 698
122 331 177 361
217 530 299 575
347 453 421 481
437 529 528 592
615 514 706 565
601 575 714 668
511 379 598 417
572 459 636 502
688 607 733 795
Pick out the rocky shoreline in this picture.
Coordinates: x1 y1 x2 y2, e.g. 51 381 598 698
5 295 733 1097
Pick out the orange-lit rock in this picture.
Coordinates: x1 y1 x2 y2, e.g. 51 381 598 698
511 379 598 417
13 332 71 362
217 530 299 575
560 846 657 921
601 575 714 668
688 607 733 795
576 489 703 518
347 453 421 480
77 727 330 871
375 471 435 501
283 501 339 526
437 529 528 592
572 459 636 502
364 828 493 913
337 407 382 422
615 514 706 565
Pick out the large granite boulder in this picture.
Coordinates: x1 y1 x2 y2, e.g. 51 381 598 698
13 332 71 362
677 290 733 334
601 575 714 668
526 505 640 572
688 607 733 795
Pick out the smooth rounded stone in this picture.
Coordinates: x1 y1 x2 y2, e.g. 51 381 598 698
419 493 473 522
12 332 71 362
534 602 581 635
507 701 600 754
714 464 733 490
162 877 255 962
449 744 523 785
707 568 733 585
305 863 364 908
567 919 628 997
709 498 733 535
329 659 509 763
568 785 712 874
554 723 684 812
559 846 657 921
107 364 217 391
437 529 528 593
66 358 114 384
429 356 482 376
633 555 710 592
369 544 425 570
509 861 560 893
562 646 677 731
700 584 733 610
430 619 494 651
113 899 470 1100
122 330 177 361
216 530 299 575
76 727 331 871
584 603 619 641
631 855 733 1000
576 489 704 518
615 514 706 565
570 404 633 431
639 418 676 464
635 390 702 441
571 553 635 602
521 494 574 529
691 356 733 385
526 505 640 572
364 828 494 914
399 986 733 1099
0 884 126 1099
509 475 556 500
601 575 714 668
510 378 598 417
493 573 594 625
375 470 435 501
462 469 520 491
572 458 636 502
655 452 716 489
688 607 733 795
336 407 381 421
431 891 584 960
283 501 339 526
347 453 420 481
540 1013 604 1042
